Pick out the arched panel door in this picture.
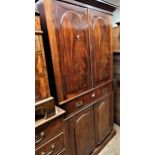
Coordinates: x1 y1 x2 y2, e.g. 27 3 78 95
74 109 95 155
94 93 113 145
89 9 112 87
67 106 95 155
53 1 92 99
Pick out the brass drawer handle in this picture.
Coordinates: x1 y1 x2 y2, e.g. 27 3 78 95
41 144 55 155
75 101 83 108
35 131 45 144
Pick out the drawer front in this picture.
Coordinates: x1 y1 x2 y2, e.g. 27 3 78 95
36 133 65 155
35 117 64 149
62 84 112 116
57 149 66 155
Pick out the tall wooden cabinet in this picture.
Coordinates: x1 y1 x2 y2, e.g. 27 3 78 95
36 0 117 154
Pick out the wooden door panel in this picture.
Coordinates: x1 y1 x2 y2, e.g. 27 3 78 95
53 1 92 98
35 77 49 102
95 93 113 145
89 10 112 86
67 106 95 155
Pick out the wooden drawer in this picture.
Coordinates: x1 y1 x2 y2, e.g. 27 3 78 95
36 133 65 155
35 116 64 149
57 149 66 155
62 84 112 116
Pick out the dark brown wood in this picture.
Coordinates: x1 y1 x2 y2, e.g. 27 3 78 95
62 83 112 116
65 106 95 155
57 149 66 155
94 92 113 145
89 9 113 87
52 1 92 100
35 106 66 155
58 0 117 13
35 115 64 149
59 80 112 105
36 0 116 154
91 129 116 155
35 133 65 155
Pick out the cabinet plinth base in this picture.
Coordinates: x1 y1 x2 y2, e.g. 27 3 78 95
91 129 116 155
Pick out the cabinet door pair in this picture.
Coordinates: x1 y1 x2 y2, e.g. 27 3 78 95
50 1 112 101
66 93 113 155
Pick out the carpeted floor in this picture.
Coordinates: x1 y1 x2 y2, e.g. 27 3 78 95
98 124 120 155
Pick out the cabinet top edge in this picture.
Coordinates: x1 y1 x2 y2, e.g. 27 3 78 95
58 0 118 12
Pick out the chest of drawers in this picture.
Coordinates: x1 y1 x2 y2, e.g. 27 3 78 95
35 106 66 155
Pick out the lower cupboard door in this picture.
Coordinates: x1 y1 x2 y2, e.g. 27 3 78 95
67 106 95 155
95 93 113 145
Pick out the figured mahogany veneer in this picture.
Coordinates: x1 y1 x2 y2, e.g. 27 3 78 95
36 0 114 103
51 1 92 100
89 9 113 87
62 83 112 116
36 0 116 154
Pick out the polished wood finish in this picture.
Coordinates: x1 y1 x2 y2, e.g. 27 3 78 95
94 93 113 145
112 26 120 52
57 149 66 155
62 83 112 116
65 106 95 155
35 106 65 128
53 1 92 99
35 133 65 155
36 0 114 103
89 9 113 87
36 0 116 154
57 0 117 13
35 115 64 149
35 12 55 118
35 106 66 154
